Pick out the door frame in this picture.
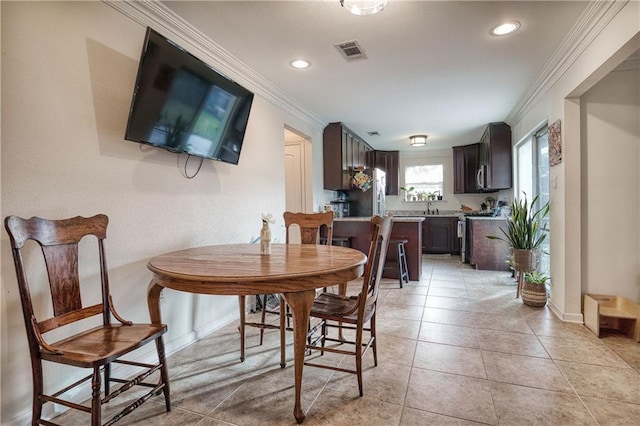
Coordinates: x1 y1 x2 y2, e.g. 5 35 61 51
284 126 313 213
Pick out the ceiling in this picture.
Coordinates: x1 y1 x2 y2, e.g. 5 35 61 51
161 1 591 151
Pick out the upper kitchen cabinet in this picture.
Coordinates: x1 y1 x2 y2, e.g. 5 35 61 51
452 122 512 194
478 122 512 191
453 143 480 194
374 150 399 195
323 122 374 190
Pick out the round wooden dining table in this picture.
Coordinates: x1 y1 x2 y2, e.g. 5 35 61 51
147 243 367 424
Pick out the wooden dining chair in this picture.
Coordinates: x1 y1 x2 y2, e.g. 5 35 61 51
4 214 170 426
238 210 334 368
304 215 393 397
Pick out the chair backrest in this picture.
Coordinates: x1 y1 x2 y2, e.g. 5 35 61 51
356 215 393 320
283 211 334 244
4 214 112 352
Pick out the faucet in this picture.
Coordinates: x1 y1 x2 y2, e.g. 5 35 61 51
426 201 432 215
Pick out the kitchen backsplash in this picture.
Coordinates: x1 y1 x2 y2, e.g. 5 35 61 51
388 209 464 216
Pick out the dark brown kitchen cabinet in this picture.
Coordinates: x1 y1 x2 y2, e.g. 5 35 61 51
331 218 423 281
453 146 465 194
452 122 512 194
374 150 399 195
323 122 374 190
478 122 512 191
467 218 510 271
453 143 480 194
355 137 373 169
422 217 460 254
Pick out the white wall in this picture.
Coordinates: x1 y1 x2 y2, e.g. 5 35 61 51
582 68 640 300
0 2 323 423
511 2 640 321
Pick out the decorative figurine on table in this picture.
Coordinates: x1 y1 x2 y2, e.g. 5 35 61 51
260 213 275 255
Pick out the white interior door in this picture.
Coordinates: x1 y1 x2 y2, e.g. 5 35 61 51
284 140 304 213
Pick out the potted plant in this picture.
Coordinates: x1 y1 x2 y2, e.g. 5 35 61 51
521 271 549 306
400 186 415 201
487 192 550 271
486 192 550 298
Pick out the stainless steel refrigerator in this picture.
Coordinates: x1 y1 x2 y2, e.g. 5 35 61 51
349 168 386 217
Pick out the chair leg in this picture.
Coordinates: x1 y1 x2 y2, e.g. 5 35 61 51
31 360 43 426
238 295 246 362
401 244 409 284
397 244 403 288
259 295 268 345
279 295 286 368
156 336 171 411
91 367 101 426
397 241 409 288
371 313 378 367
321 320 327 355
355 321 364 397
104 363 111 397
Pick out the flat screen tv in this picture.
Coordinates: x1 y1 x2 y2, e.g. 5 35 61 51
125 27 254 165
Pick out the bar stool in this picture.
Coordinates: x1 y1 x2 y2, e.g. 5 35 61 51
386 239 409 288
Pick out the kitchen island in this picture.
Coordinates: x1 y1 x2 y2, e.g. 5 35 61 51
332 217 424 281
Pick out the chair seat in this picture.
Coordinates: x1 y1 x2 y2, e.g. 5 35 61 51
310 292 375 324
42 323 167 368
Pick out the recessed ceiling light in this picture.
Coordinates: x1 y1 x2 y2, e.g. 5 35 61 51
290 59 310 69
340 0 387 16
490 21 521 36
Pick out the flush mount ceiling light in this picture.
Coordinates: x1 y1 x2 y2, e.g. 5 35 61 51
409 135 428 147
490 21 521 36
290 59 310 69
340 0 387 16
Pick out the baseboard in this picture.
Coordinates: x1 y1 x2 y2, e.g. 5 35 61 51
547 298 584 324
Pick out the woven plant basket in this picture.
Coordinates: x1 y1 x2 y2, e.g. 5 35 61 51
521 281 547 307
512 249 536 272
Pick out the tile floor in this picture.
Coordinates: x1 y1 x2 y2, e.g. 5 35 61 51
57 256 640 425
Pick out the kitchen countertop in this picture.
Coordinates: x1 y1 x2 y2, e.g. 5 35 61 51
389 210 461 218
335 216 425 222
466 216 507 220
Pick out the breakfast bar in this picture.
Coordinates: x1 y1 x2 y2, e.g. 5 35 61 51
331 216 424 281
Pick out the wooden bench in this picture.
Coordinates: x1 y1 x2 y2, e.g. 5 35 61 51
584 294 640 341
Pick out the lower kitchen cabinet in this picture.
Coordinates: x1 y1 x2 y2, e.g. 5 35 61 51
422 217 460 254
467 218 510 271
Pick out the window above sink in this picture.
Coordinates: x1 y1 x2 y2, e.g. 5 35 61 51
402 164 444 202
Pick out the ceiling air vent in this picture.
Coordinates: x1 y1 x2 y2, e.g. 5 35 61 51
335 40 367 61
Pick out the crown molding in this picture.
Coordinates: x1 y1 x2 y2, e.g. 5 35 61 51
506 0 629 126
104 0 326 129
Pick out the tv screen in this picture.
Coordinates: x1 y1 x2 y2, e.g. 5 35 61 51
125 28 254 165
